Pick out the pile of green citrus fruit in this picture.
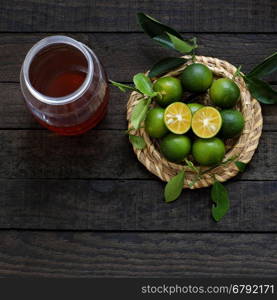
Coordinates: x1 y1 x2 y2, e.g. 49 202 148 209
145 63 245 165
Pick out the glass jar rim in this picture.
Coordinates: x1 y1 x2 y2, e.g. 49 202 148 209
21 35 94 105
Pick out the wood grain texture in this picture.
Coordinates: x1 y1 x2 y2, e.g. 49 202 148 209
0 231 276 277
0 130 275 180
0 0 276 33
0 83 277 131
0 0 276 279
0 83 126 130
0 179 277 231
0 33 276 83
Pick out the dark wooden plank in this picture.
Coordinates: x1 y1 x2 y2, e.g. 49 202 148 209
262 103 277 131
0 83 276 131
0 0 276 32
0 130 275 180
0 129 150 179
0 33 276 83
0 231 276 277
0 179 277 231
0 83 126 130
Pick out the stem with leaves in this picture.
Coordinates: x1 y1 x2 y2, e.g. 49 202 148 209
138 13 276 104
110 73 159 150
137 13 198 78
164 158 247 222
231 53 277 105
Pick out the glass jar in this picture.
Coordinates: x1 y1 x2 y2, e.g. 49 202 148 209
20 35 109 135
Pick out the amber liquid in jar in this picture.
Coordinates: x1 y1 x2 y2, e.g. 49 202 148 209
21 36 109 135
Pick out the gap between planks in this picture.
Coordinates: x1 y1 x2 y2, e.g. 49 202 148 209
0 228 277 234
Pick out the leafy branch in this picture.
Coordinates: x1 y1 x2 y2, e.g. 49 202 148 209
137 13 197 78
109 80 138 93
183 159 202 188
200 156 239 177
183 156 240 188
111 73 159 150
230 53 277 105
164 158 247 222
245 52 277 104
138 13 277 104
148 57 188 78
137 13 197 54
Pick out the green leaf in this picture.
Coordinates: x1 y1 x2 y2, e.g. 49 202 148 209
137 12 183 40
137 13 197 54
129 135 146 150
167 32 195 53
235 161 247 172
211 181 230 222
152 33 176 50
133 73 155 97
149 57 187 78
109 80 136 92
153 33 196 53
247 52 277 79
131 97 152 129
244 76 277 104
164 170 185 203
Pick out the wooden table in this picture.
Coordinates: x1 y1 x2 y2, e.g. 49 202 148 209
0 0 276 277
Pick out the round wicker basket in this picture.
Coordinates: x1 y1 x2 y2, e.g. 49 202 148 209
127 55 263 189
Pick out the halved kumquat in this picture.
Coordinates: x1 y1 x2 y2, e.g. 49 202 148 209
164 102 192 134
191 106 222 138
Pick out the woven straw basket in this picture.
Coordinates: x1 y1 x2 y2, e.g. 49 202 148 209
127 55 263 189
